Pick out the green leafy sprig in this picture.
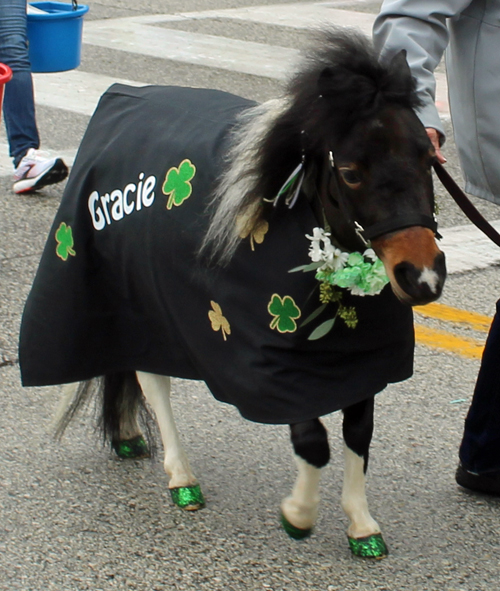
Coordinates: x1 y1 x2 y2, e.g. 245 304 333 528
290 227 389 340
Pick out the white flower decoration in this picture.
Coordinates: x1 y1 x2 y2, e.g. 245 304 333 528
324 244 349 270
305 227 389 297
306 227 330 262
363 248 378 262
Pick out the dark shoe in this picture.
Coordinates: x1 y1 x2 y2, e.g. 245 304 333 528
456 463 500 496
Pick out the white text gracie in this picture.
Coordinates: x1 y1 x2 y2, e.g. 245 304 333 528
88 172 157 230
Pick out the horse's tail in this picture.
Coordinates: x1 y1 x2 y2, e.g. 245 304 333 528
201 97 289 263
54 372 155 452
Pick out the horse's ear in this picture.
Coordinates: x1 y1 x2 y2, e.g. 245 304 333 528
389 50 412 79
318 67 335 94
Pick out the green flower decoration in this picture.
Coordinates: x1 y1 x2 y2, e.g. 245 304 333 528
347 252 365 266
290 227 391 339
268 294 301 333
162 159 196 210
319 257 388 296
55 222 76 261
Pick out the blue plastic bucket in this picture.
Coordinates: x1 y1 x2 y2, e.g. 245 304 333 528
27 2 89 73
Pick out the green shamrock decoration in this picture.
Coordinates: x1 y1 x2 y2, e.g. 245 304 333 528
55 222 76 261
162 159 196 210
268 294 301 333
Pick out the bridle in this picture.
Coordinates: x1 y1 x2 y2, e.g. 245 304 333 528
317 152 500 250
318 150 439 250
273 148 500 252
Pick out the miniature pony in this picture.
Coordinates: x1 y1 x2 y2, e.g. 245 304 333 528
20 30 446 558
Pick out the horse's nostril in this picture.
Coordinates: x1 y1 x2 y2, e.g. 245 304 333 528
394 258 445 304
394 262 421 297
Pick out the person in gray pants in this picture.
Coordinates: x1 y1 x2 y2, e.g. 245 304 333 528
373 0 500 496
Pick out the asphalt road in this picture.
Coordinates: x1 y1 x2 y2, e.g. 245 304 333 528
0 1 499 590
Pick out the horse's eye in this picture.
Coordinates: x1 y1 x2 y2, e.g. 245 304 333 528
339 168 361 187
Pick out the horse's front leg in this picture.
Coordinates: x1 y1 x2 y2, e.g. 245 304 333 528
135 371 205 510
342 397 387 558
281 419 330 539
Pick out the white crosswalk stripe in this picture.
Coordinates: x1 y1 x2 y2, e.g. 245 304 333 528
439 220 500 274
145 3 377 32
83 19 301 79
1 2 496 273
32 69 142 116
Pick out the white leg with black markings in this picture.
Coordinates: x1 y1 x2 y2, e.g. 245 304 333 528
281 418 330 538
341 397 388 558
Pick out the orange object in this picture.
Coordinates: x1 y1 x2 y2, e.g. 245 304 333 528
0 62 13 118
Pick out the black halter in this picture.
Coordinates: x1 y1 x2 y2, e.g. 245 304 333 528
323 151 439 248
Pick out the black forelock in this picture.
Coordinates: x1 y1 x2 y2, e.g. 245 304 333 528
247 28 422 205
285 28 422 145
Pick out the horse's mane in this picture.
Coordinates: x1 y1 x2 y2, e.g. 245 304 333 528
202 28 421 262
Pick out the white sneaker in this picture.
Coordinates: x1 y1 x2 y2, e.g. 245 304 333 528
13 148 68 194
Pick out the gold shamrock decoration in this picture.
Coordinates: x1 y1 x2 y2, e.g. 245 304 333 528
208 301 231 341
238 217 269 250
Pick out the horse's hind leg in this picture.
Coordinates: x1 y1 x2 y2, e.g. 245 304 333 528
90 373 150 459
112 378 150 459
281 419 330 539
135 371 205 510
342 397 387 559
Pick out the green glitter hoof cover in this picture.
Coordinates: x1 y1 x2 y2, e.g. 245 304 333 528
170 484 205 510
280 514 312 540
348 533 388 559
113 436 150 459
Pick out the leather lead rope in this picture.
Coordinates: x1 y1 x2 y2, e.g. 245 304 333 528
433 161 500 248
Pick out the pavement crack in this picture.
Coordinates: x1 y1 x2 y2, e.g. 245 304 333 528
1 252 43 264
0 357 19 368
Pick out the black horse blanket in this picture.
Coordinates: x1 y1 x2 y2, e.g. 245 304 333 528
19 85 414 424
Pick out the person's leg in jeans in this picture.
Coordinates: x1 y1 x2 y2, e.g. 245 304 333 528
457 298 500 494
0 0 67 192
0 0 40 165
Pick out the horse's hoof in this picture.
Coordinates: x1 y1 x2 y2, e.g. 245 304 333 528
348 533 388 559
280 513 312 540
113 435 150 459
170 484 205 510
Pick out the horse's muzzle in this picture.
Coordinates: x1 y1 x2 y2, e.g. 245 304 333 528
372 226 447 306
393 251 446 305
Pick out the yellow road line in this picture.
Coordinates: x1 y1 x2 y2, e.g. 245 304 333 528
414 325 485 359
414 302 492 332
